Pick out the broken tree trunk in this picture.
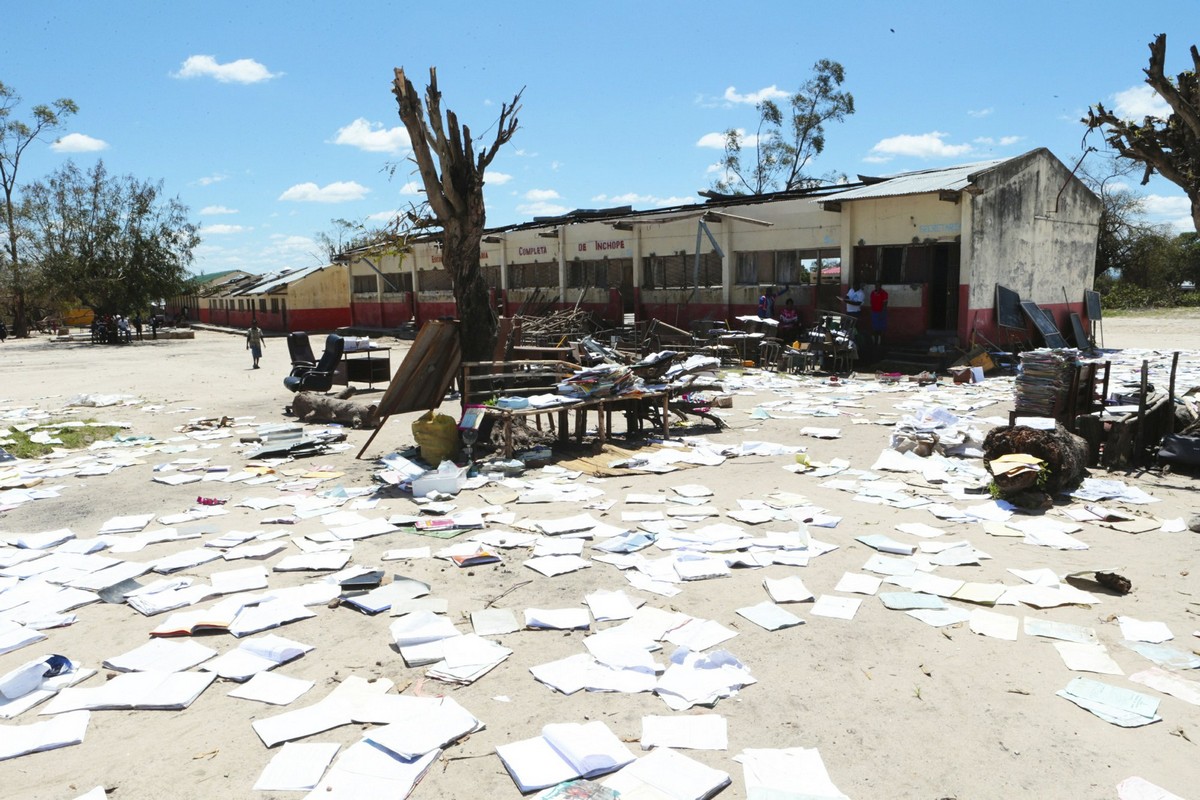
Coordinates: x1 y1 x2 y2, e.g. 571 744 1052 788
983 423 1090 502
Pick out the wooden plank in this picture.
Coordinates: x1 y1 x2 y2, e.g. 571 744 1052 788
378 320 461 417
356 321 461 460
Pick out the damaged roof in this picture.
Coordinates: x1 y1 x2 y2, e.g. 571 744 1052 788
818 158 1007 203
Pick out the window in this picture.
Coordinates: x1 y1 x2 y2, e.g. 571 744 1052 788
258 299 267 313
418 268 454 292
270 298 279 313
481 265 502 289
352 274 377 295
735 252 757 285
381 272 411 293
567 259 609 288
508 263 556 289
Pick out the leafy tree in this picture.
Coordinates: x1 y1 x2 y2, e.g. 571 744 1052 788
1120 226 1183 290
1077 153 1151 279
391 67 521 361
0 81 77 336
20 160 199 316
1084 34 1200 231
714 60 854 195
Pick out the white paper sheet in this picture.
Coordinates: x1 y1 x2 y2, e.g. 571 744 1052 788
253 741 340 791
229 671 315 705
0 709 89 760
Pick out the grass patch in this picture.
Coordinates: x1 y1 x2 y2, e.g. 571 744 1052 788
1 420 124 459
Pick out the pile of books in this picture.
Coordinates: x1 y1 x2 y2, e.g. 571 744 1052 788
1015 348 1078 417
557 364 635 399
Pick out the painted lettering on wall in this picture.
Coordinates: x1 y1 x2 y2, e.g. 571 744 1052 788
577 240 628 253
518 245 548 256
918 223 961 235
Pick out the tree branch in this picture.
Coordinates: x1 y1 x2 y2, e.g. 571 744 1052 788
1144 33 1200 139
391 67 452 221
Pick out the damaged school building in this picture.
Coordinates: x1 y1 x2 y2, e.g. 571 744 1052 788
179 148 1101 347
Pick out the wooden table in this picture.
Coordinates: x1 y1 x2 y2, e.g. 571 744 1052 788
483 390 671 458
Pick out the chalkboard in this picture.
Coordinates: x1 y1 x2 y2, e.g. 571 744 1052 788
995 284 1023 329
1084 290 1102 321
1021 301 1069 348
1069 312 1090 349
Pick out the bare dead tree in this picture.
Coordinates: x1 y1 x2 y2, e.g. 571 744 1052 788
391 67 522 361
1084 34 1200 231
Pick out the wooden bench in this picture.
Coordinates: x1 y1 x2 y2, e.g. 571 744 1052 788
461 359 670 457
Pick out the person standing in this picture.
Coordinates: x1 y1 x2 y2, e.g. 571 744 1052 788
246 322 266 369
869 283 889 353
843 280 865 328
777 298 800 344
133 313 143 341
757 285 788 319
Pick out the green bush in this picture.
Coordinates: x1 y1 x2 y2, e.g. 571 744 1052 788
1100 283 1196 310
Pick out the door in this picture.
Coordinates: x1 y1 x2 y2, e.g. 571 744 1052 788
928 244 960 331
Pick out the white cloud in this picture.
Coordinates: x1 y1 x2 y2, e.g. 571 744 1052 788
278 181 369 203
399 181 424 195
331 118 410 154
697 130 758 149
196 174 227 186
200 205 238 215
366 210 400 222
517 200 569 217
524 188 561 202
697 131 732 149
591 192 693 208
867 131 973 162
972 135 1023 147
270 234 318 251
50 133 108 153
967 107 994 118
723 85 789 105
202 224 248 235
1112 85 1170 119
511 148 537 157
486 171 513 185
173 55 280 84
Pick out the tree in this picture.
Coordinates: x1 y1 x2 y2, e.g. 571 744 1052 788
391 67 521 362
1077 152 1151 279
714 60 854 195
1084 34 1200 231
0 81 77 336
20 160 199 316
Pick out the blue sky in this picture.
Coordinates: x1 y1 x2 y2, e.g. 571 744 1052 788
7 1 1198 277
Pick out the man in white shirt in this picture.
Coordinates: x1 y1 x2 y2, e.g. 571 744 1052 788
843 281 865 328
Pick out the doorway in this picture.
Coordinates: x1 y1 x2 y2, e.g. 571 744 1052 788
928 244 960 331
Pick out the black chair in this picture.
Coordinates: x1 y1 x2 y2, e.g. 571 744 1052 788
286 332 317 377
283 334 344 392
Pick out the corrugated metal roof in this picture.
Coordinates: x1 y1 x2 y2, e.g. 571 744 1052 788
819 158 1007 203
232 263 329 296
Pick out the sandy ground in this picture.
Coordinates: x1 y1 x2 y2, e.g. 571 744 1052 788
0 317 1197 800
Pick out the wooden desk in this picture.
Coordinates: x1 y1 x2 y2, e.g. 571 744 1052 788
483 390 671 458
333 346 391 389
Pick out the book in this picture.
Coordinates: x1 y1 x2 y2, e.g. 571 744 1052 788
496 721 635 792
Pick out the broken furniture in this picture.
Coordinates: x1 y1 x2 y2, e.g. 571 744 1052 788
460 359 671 458
332 343 391 390
283 334 345 393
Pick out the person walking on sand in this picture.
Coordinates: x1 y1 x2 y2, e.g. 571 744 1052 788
246 322 266 369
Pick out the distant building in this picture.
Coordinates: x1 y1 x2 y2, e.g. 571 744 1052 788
190 148 1102 347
